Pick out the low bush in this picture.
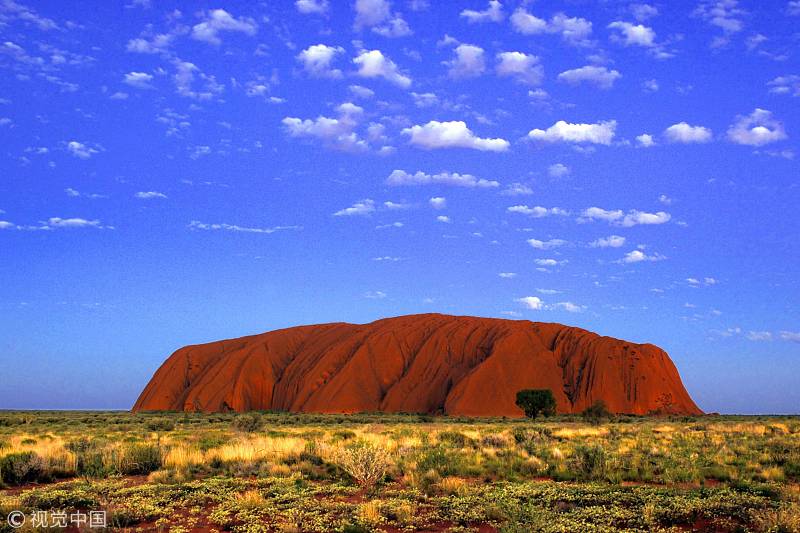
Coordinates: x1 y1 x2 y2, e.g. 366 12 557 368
334 441 390 488
117 443 163 475
232 413 264 433
145 418 175 432
0 451 47 485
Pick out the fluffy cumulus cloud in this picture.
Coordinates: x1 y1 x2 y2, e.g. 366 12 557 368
608 21 656 47
387 169 499 188
333 199 376 216
496 52 543 85
65 141 99 159
636 133 656 147
663 122 713 143
445 44 486 79
591 235 626 248
353 50 411 87
726 108 787 146
557 65 621 89
402 121 509 151
507 205 568 217
123 71 153 89
516 296 544 310
429 196 447 208
295 0 328 14
282 102 371 152
191 9 257 45
767 75 800 97
510 9 593 46
460 1 504 23
528 120 616 145
548 163 570 178
581 207 671 227
527 238 567 250
297 44 344 78
516 296 584 312
353 0 411 37
620 249 666 263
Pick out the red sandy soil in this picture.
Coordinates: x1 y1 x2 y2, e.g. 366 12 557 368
133 313 701 416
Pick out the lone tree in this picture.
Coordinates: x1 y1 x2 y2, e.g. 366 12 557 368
515 389 557 419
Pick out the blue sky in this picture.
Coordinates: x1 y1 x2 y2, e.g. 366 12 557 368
1 0 798 413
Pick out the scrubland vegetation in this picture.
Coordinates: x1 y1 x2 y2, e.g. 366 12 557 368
1 411 799 532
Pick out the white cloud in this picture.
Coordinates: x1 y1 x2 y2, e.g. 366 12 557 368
376 222 404 229
402 121 509 151
557 65 621 89
631 4 659 21
297 44 344 78
591 235 626 248
528 238 567 250
446 44 486 79
620 249 665 263
510 8 547 34
767 75 800 97
552 301 585 312
172 60 224 100
387 169 499 188
429 196 447 209
693 0 745 35
188 221 300 234
511 9 592 45
534 258 567 267
498 272 516 278
507 205 568 218
282 103 369 152
664 122 713 143
580 207 671 227
642 79 659 92
333 199 376 216
45 217 104 229
516 296 544 310
353 0 411 36
349 85 375 99
608 21 656 47
353 50 411 87
383 200 411 210
659 194 672 205
411 92 438 107
501 183 533 196
461 1 504 23
726 108 787 146
364 290 387 299
135 191 167 199
746 330 772 341
548 163 570 178
65 141 98 159
636 133 656 147
528 120 616 145
191 9 257 45
123 71 153 89
780 331 800 343
295 0 328 14
496 51 543 85
436 215 451 223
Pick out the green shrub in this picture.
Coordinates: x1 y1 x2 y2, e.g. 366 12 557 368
145 418 175 432
118 443 163 475
66 438 108 477
232 413 263 433
0 451 47 485
573 445 606 479
438 431 473 448
333 441 390 488
582 400 611 425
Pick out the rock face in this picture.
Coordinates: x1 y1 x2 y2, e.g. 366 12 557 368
133 314 702 416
